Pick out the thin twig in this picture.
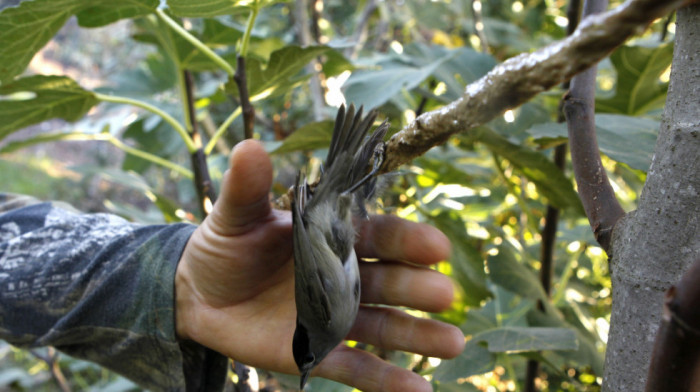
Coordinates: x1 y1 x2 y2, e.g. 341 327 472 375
659 12 674 41
200 112 230 155
205 106 242 155
184 70 218 216
310 0 322 43
379 0 691 174
234 56 256 140
30 348 71 392
471 0 489 53
344 0 378 59
294 0 326 120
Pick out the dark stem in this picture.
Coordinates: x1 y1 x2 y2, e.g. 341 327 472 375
525 2 581 390
659 12 674 41
645 258 700 391
415 96 428 117
564 0 624 253
234 56 255 140
540 148 566 298
344 0 378 58
310 0 322 43
184 70 198 140
191 149 218 213
232 361 253 392
30 348 71 392
471 0 488 52
415 80 437 116
566 0 582 37
184 70 218 215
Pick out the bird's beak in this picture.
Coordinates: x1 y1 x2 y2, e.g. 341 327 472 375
300 371 310 390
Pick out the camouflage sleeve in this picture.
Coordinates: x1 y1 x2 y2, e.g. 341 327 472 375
0 193 228 391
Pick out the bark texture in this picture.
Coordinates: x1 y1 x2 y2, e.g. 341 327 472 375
603 5 700 390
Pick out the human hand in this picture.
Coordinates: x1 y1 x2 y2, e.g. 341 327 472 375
175 140 465 392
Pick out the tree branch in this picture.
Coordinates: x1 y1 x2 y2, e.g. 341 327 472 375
379 0 691 174
645 258 700 391
564 0 625 253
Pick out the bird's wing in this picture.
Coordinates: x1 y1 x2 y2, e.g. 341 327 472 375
292 173 332 325
309 105 379 210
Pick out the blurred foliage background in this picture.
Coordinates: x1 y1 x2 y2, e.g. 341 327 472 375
0 0 675 390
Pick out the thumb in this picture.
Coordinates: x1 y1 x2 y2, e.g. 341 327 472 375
209 139 273 235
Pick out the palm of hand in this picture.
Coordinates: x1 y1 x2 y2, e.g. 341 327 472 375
175 140 464 392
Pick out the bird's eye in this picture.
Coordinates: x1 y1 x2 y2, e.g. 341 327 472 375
305 353 316 365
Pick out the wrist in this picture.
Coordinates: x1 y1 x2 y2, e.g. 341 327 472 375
174 253 199 341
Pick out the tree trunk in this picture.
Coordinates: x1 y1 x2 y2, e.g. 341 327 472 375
603 5 700 391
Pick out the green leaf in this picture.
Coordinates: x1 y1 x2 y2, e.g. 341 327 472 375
321 48 355 78
342 47 454 109
122 117 185 173
596 43 673 115
0 368 31 387
270 120 334 154
412 44 496 102
433 340 496 381
431 212 492 306
226 45 331 101
167 0 289 17
433 381 480 392
75 0 159 28
133 15 233 72
434 324 577 382
474 326 578 353
201 18 244 46
0 75 98 140
527 114 659 172
272 372 353 392
0 0 156 84
167 0 250 16
458 286 534 340
0 132 108 154
70 166 183 223
487 102 552 143
527 309 605 375
98 51 178 96
473 127 585 215
487 245 546 301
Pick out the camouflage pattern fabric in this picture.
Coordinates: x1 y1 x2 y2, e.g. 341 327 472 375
0 193 228 391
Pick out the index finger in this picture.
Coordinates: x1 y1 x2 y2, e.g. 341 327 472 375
354 215 450 265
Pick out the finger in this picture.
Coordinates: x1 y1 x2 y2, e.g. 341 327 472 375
355 215 450 265
209 140 273 235
359 262 454 312
347 306 465 359
316 345 433 392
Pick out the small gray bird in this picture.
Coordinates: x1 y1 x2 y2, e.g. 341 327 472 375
292 104 388 389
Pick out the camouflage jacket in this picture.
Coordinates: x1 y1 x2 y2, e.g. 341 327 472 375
0 193 228 391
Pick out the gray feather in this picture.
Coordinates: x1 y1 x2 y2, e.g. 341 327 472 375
292 104 388 389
